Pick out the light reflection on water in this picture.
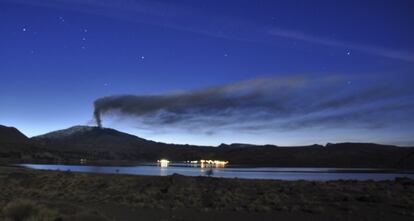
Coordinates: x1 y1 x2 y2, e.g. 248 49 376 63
160 167 168 176
19 164 414 181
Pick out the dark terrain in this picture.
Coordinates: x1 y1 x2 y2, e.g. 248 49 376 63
1 124 414 221
0 166 413 221
1 124 414 169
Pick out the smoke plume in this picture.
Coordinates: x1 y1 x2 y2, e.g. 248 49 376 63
94 109 102 128
92 76 414 132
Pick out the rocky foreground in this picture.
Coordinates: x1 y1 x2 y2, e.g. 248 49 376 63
0 166 413 221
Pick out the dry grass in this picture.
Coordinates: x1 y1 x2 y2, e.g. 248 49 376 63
0 198 111 221
0 166 413 219
1 199 58 221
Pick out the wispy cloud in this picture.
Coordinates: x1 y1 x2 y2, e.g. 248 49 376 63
269 28 414 63
6 0 414 63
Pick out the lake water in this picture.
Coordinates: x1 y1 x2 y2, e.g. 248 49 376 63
19 164 414 181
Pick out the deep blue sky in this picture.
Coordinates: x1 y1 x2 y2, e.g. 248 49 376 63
1 0 414 146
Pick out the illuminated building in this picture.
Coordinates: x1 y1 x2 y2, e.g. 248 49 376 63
157 159 170 167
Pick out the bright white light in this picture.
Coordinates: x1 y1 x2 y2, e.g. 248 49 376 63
157 159 170 167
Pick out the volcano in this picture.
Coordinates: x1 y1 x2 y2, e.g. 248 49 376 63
32 125 154 152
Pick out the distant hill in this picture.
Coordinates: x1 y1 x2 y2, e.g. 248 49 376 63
0 125 49 160
0 125 29 143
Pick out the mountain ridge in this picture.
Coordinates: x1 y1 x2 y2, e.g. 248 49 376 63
30 125 405 149
1 124 414 169
0 125 29 143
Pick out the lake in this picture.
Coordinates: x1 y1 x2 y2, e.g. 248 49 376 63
19 164 414 181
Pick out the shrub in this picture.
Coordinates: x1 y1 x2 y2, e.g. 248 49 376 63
2 199 58 221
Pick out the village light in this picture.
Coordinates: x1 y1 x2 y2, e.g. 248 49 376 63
197 159 228 168
157 159 170 167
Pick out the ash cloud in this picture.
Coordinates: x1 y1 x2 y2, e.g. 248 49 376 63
93 76 414 133
93 77 307 126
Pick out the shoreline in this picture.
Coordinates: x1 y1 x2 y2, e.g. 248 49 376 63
17 161 414 174
5 158 414 171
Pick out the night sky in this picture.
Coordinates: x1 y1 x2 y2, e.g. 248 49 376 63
1 0 414 146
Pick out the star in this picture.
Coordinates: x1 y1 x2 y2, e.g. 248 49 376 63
346 50 351 56
139 56 145 60
84 29 88 33
58 16 65 22
82 37 87 41
22 27 27 32
224 53 228 57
